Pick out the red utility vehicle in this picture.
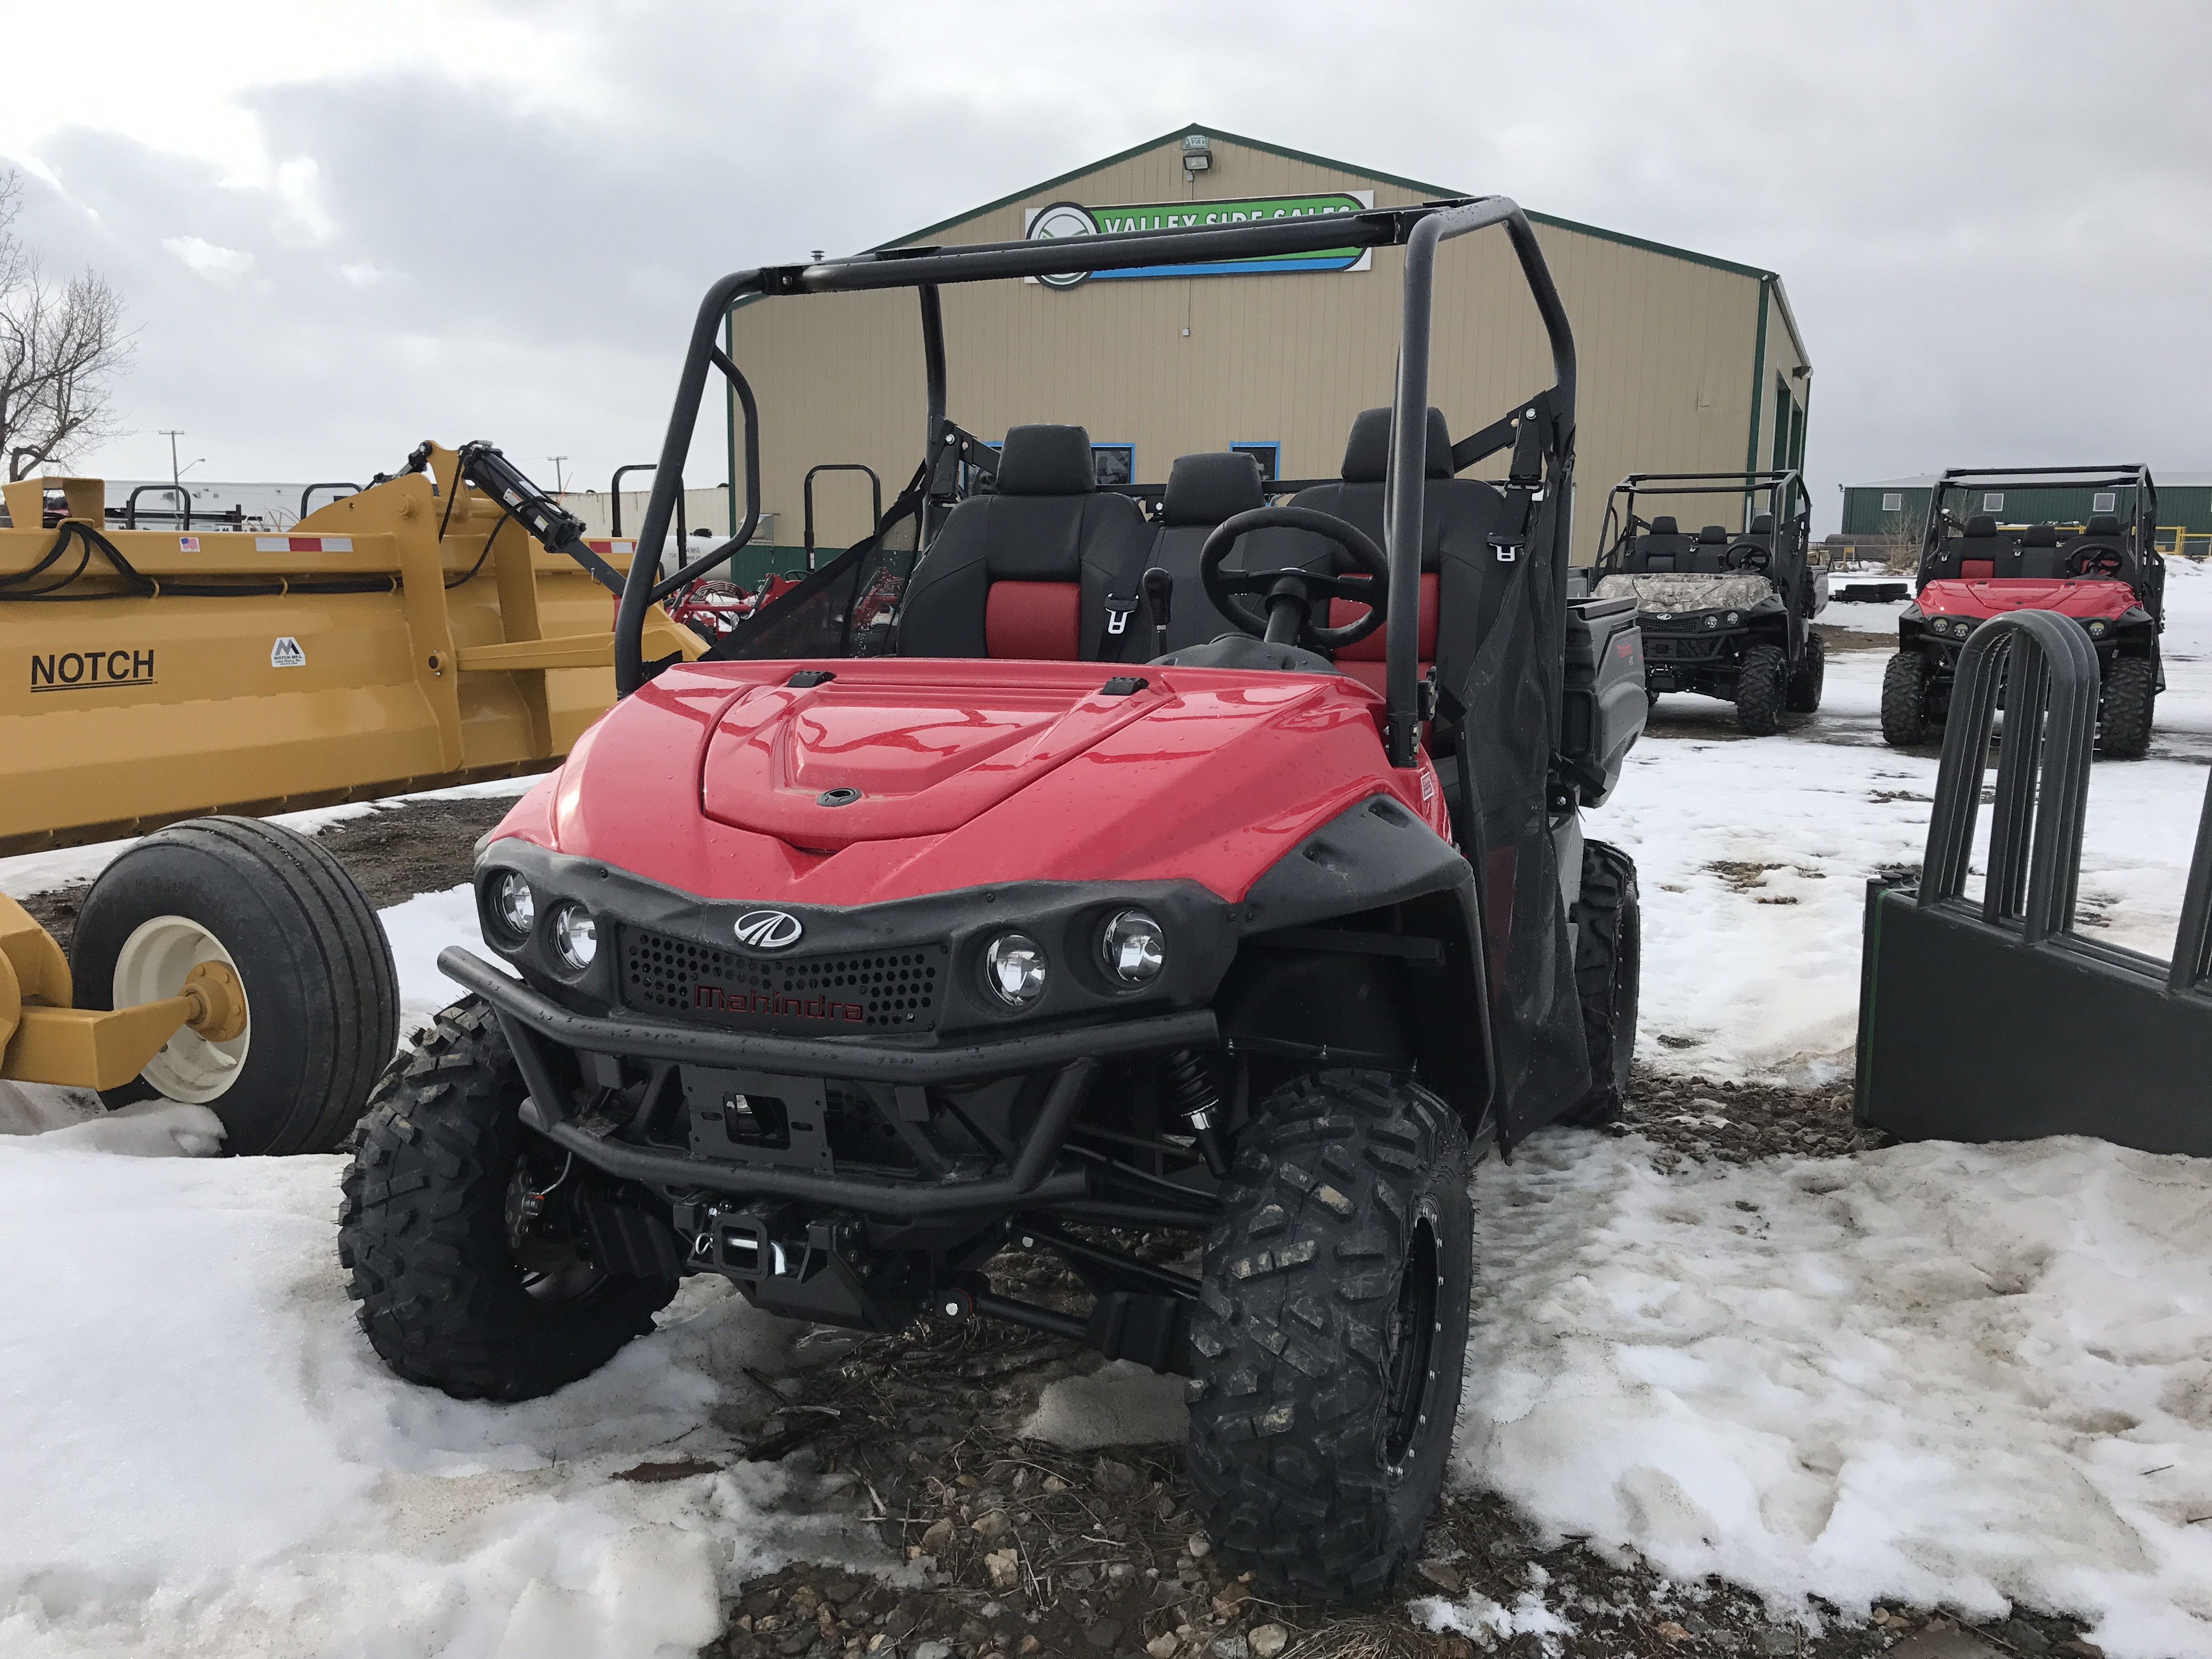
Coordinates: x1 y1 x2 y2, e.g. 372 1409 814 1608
1882 466 2165 756
340 199 1649 1601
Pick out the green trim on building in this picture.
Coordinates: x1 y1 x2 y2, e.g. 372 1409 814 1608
1744 275 1771 480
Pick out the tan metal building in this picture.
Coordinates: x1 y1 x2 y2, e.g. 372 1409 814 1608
722 124 1810 574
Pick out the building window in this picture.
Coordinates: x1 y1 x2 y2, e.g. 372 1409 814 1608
1982 493 2004 512
1229 442 1280 486
2093 492 2117 513
1881 492 1904 513
1091 445 1135 488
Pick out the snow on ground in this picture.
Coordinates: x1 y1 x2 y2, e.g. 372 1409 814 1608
0 1132 865 1658
1458 1129 2212 1656
380 882 507 1032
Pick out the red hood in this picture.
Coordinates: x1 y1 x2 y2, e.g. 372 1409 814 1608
1921 577 2138 620
489 658 1449 907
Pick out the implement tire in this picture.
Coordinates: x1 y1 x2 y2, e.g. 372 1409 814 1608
69 815 397 1154
2097 656 2157 759
1185 1069 1472 1604
1560 840 1640 1128
339 998 678 1401
1786 630 1826 713
1735 644 1788 736
1880 651 1933 748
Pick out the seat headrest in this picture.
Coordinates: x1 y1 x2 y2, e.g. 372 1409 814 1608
2022 524 2058 548
1697 525 1728 544
995 424 1094 495
1963 516 1997 538
2085 515 2123 538
1340 406 1454 483
1749 514 1774 534
1162 452 1265 527
1649 516 1679 537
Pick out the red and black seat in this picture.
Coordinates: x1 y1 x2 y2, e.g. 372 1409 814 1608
1272 406 1506 710
898 424 1152 659
2056 515 2132 584
1941 515 2013 580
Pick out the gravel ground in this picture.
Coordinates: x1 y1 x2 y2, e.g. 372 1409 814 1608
9 794 2107 1659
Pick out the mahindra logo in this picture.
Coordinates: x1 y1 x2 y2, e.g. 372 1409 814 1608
732 909 804 951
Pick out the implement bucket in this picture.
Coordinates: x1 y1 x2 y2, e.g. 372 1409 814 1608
1854 607 2212 1155
1 445 701 854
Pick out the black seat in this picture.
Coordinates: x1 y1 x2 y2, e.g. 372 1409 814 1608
2016 523 2061 578
898 424 1152 659
1143 452 1269 652
1276 406 1504 716
1689 523 1731 572
1627 515 1694 573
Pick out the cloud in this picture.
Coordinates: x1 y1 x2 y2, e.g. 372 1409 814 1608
1 0 2207 522
161 235 253 279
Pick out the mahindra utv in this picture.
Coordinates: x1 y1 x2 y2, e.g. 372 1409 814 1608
1881 466 2165 757
340 199 1650 1603
1588 470 1825 734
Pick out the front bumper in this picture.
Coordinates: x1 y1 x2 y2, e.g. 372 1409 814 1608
444 945 1217 1216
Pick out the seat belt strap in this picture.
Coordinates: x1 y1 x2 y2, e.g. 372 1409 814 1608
1487 415 1548 565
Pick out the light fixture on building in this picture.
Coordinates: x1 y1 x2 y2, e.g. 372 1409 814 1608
1182 133 1211 175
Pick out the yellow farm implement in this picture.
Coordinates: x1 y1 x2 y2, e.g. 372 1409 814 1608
0 443 702 1151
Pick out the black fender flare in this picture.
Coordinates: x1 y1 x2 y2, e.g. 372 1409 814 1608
1227 794 1497 1132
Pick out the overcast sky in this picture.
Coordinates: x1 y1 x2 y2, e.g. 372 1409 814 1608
5 0 2208 531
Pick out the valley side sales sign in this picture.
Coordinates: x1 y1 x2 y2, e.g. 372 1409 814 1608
1022 191 1375 287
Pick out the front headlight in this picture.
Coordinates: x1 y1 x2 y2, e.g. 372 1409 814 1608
1703 614 1720 630
984 933 1048 1008
550 903 598 970
1099 910 1167 985
490 871 534 938
2087 619 2109 637
1726 611 1741 625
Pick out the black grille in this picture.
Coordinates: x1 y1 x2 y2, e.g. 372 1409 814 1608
1643 634 1731 662
622 927 946 1035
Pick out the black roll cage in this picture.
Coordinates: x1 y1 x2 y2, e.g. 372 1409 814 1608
1590 469 1808 573
1919 465 2159 572
616 196 1578 768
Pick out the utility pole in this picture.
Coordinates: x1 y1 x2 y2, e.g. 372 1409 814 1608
547 456 569 497
161 430 184 492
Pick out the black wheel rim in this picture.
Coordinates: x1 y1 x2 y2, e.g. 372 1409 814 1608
1381 1212 1441 1471
504 1150 614 1307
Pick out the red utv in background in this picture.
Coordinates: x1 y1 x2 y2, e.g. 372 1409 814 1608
1882 466 2165 756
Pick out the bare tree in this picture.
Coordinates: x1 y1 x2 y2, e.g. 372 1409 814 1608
1876 503 1929 573
0 171 132 482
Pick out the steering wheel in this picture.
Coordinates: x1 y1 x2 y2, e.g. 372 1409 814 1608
1724 541 1773 573
2068 546 2124 578
1199 506 1390 651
